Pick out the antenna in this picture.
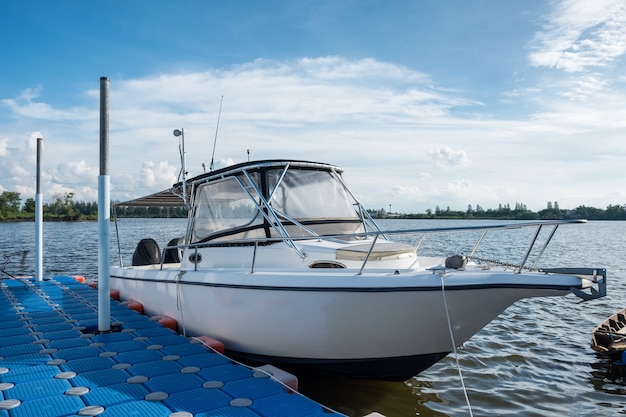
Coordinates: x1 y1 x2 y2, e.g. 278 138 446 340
209 95 223 172
173 128 188 208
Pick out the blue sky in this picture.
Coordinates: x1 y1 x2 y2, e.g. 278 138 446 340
1 0 625 213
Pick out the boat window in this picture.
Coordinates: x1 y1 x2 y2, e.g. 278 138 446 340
267 169 359 220
192 175 262 242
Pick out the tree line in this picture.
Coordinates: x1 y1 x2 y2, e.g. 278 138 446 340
370 201 626 220
1 190 625 221
0 191 186 221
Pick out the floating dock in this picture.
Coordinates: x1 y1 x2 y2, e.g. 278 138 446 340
0 276 343 417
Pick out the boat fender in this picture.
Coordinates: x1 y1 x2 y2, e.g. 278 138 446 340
109 289 120 300
192 335 225 354
253 364 299 392
445 254 468 269
149 315 178 332
123 299 144 314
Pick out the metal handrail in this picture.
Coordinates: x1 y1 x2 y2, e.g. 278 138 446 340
152 219 587 275
357 234 379 275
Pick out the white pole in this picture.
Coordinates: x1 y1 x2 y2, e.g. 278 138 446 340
35 137 43 281
97 76 111 332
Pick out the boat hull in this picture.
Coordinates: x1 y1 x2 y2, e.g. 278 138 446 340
226 349 450 381
591 307 626 357
110 267 580 381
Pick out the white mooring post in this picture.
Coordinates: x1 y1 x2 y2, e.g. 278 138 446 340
35 137 43 282
97 76 111 332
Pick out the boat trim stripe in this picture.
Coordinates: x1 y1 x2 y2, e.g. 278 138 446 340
110 274 577 292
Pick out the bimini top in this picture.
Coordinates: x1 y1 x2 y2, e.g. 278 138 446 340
114 159 343 208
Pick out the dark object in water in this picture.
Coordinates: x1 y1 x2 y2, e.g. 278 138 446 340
591 307 626 358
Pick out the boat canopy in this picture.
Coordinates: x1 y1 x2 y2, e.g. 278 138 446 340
114 187 186 207
113 160 379 245
114 160 343 208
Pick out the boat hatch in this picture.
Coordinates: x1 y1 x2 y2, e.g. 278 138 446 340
308 260 347 269
336 242 416 261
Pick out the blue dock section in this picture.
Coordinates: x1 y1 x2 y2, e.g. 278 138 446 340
0 276 343 417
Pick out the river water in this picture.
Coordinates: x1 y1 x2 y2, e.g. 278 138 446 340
1 218 624 417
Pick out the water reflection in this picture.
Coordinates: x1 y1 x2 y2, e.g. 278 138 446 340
589 353 626 393
295 370 449 417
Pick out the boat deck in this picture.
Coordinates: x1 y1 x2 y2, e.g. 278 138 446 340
0 276 342 417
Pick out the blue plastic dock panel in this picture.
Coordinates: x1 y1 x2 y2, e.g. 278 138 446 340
0 276 344 417
163 386 233 414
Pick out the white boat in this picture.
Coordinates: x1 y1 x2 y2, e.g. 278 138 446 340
110 157 606 381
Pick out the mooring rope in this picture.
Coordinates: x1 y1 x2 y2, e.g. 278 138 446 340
440 274 474 417
175 270 188 337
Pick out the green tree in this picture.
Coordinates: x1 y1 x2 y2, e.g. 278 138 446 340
605 204 626 220
52 192 78 221
0 191 21 219
574 205 604 219
23 198 35 213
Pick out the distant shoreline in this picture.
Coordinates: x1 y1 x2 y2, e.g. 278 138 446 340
2 215 624 223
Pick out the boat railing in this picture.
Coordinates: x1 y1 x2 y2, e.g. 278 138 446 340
235 171 307 260
171 220 606 301
154 218 606 301
158 218 587 273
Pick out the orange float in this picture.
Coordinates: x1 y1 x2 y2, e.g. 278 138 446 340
150 315 178 332
123 299 144 314
193 335 225 354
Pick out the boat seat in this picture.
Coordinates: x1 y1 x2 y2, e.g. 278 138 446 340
335 242 416 261
132 238 161 266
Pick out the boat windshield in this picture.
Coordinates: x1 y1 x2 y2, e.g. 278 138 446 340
191 165 363 243
192 174 264 242
266 168 359 220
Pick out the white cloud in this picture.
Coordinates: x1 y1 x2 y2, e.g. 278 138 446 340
390 185 422 200
50 160 98 186
1 54 626 212
428 146 471 169
0 137 8 157
417 172 431 180
297 56 431 84
141 161 177 188
529 0 626 72
2 86 93 121
446 179 472 192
